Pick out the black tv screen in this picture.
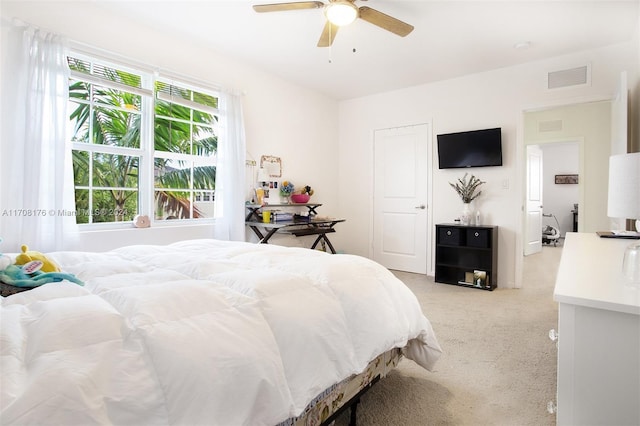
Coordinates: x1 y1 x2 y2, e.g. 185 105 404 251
437 127 502 169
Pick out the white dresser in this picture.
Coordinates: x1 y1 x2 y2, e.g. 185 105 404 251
553 233 640 425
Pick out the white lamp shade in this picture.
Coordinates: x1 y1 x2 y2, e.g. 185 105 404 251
607 152 640 220
325 1 358 26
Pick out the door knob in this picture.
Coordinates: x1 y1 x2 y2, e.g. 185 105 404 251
415 204 426 209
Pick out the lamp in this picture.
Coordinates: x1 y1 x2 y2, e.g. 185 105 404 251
607 152 640 284
325 1 358 26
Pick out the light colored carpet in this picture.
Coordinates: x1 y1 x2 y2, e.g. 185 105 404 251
335 245 562 425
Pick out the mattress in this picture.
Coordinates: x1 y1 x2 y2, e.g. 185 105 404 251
0 239 441 425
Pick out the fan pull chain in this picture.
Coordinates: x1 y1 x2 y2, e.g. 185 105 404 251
328 23 333 64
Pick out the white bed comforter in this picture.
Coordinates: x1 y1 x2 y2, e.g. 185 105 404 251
1 239 441 425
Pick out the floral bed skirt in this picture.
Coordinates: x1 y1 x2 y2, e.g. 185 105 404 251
279 347 403 426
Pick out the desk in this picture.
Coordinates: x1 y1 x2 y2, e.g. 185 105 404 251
245 204 345 253
553 233 639 425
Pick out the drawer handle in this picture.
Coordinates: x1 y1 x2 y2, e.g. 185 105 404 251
474 231 479 237
447 230 451 236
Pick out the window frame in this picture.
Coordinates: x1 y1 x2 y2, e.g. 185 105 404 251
67 49 220 229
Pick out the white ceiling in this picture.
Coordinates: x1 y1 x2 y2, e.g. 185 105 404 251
59 1 640 99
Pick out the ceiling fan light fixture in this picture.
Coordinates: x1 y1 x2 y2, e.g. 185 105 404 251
325 1 358 26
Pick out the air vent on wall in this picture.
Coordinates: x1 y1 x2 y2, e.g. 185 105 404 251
546 65 590 90
538 119 563 133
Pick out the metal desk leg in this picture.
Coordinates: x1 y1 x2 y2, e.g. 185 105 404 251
260 228 279 244
323 235 337 254
249 226 279 243
311 233 337 254
246 207 261 221
249 225 265 241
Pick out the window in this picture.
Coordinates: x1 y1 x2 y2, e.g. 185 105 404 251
67 53 218 225
154 81 218 221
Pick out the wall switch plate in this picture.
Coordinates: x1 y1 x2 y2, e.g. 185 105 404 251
502 179 509 189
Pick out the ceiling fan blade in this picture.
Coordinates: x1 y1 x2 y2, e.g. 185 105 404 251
317 20 340 47
358 6 414 37
253 1 324 13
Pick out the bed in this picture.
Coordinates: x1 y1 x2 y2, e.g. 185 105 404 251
0 239 442 425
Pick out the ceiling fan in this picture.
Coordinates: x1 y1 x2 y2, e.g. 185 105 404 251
252 0 414 47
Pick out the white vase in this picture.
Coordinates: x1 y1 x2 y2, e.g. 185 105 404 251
461 203 471 226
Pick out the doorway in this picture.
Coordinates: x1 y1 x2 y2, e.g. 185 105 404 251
539 141 581 246
525 140 582 255
371 123 431 274
517 98 613 288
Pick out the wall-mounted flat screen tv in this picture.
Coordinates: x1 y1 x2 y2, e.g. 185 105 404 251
437 127 502 169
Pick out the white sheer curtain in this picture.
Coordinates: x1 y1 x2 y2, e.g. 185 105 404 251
0 21 77 252
213 90 247 241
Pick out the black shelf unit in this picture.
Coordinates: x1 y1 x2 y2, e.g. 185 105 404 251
435 224 498 291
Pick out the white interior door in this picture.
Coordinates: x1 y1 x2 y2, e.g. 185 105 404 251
372 124 429 273
525 144 543 255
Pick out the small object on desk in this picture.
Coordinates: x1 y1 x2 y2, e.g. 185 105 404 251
274 212 293 221
293 214 310 222
262 211 271 223
291 194 310 204
596 231 640 239
255 188 265 205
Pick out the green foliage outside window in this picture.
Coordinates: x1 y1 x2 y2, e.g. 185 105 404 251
68 56 218 224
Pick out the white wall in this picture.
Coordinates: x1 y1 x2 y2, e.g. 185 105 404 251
0 2 340 251
540 143 580 238
335 40 639 288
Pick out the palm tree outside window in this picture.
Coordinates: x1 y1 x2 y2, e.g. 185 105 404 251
67 53 218 224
